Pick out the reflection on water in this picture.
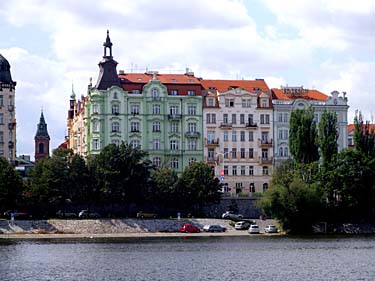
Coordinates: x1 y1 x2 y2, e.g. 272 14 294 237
0 236 374 281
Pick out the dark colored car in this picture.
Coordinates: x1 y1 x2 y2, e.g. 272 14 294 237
203 224 227 232
78 210 100 218
56 210 77 218
179 223 201 233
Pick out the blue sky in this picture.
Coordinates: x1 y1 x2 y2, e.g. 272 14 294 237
0 0 374 158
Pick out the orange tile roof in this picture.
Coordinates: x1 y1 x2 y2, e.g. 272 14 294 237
201 79 269 92
119 73 201 84
348 124 375 133
272 88 328 101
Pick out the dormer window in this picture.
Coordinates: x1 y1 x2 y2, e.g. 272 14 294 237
208 99 214 107
225 99 234 107
132 89 140 94
261 99 268 107
152 88 160 100
170 90 178 96
187 90 196 96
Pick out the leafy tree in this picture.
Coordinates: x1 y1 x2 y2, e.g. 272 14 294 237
176 162 221 214
150 168 178 208
289 108 319 164
0 157 24 211
318 111 338 167
353 112 375 157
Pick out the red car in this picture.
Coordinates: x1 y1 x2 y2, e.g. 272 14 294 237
180 223 201 233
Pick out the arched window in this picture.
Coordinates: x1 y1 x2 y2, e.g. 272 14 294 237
279 147 283 157
263 183 269 192
284 147 288 157
39 143 44 154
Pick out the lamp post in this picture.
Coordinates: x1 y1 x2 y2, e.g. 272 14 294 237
216 151 229 193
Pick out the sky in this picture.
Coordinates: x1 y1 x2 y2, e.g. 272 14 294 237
0 0 374 158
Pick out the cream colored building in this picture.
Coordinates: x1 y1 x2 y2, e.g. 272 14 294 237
0 54 16 162
202 79 273 196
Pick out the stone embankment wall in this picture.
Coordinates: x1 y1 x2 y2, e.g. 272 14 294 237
0 219 242 234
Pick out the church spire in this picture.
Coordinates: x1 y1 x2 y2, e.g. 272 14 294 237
35 110 50 161
103 30 113 58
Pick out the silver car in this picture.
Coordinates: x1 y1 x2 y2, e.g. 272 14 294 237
264 225 278 233
248 224 260 234
234 221 251 230
222 211 243 220
203 224 227 232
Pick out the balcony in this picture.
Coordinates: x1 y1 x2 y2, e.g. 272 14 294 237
168 114 182 120
245 122 257 128
259 156 273 164
185 131 200 138
219 122 232 128
258 138 273 147
205 138 219 146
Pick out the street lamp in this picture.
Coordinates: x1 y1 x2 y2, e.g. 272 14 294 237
216 151 230 192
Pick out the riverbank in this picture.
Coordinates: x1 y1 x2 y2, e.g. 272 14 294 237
0 218 279 240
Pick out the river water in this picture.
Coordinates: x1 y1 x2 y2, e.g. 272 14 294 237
0 235 374 281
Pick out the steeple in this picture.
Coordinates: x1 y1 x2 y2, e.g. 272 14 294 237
35 111 50 161
95 30 121 90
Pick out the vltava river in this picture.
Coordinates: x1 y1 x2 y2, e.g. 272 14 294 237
0 235 375 281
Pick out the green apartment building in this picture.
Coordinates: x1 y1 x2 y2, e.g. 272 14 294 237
68 31 204 173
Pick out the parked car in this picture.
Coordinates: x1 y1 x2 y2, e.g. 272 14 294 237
179 223 201 233
234 221 251 230
248 224 260 234
264 225 278 233
78 210 100 219
3 211 30 220
222 211 243 220
56 210 77 218
203 224 226 232
136 211 157 219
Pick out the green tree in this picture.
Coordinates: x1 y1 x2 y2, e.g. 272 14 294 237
318 111 338 167
150 168 178 208
176 162 221 214
289 108 319 164
0 157 24 211
353 112 375 157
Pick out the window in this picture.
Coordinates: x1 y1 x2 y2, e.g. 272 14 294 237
93 104 99 114
241 166 246 176
0 95 3 106
231 114 236 124
223 131 228 141
263 183 269 191
224 148 229 159
153 139 161 150
188 123 196 132
131 122 139 132
153 122 161 132
260 114 269 124
284 147 288 157
249 148 254 159
263 166 268 176
232 166 237 176
112 104 120 115
225 99 234 107
212 113 216 123
93 139 100 150
240 148 245 158
208 99 214 107
278 129 283 140
39 143 44 154
250 182 255 192
132 89 140 94
152 104 160 115
170 105 179 115
240 114 245 124
240 131 245 141
187 105 196 115
278 113 283 122
261 98 268 107
188 158 196 165
232 148 237 159
113 92 118 99
188 140 197 150
232 131 237 141
206 113 216 124
170 122 179 133
223 114 228 124
170 140 179 150
130 139 140 148
130 104 140 115
112 122 120 132
262 132 269 143
262 149 268 160
283 113 288 123
208 148 215 161
224 165 228 175
152 88 160 100
112 139 120 146
0 131 3 143
279 147 283 157
248 131 253 141
248 114 254 125
249 166 254 176
171 158 179 169
93 120 99 132
153 157 161 167
187 90 196 96
170 90 178 96
242 99 251 108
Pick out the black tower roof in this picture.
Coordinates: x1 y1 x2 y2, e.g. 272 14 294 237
95 30 121 90
0 53 15 85
35 111 50 138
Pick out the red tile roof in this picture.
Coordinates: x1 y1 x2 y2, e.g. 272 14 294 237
118 73 201 84
272 88 328 101
201 79 269 92
348 124 375 133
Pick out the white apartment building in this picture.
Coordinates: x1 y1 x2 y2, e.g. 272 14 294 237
202 79 273 196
